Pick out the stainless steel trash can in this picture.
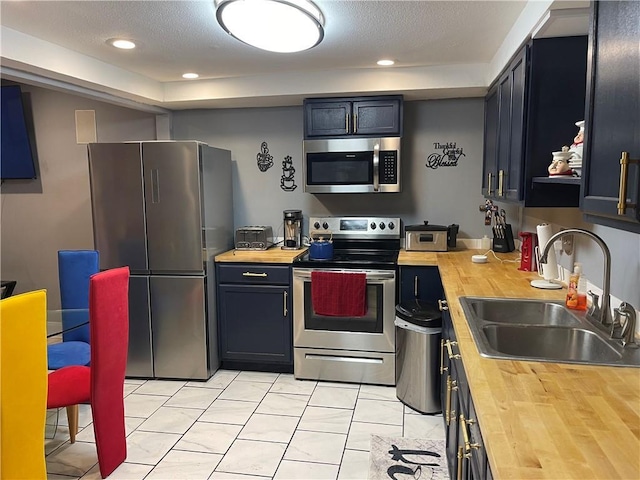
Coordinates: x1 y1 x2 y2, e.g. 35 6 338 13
395 300 442 414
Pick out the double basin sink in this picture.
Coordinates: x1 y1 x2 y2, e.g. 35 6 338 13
459 297 640 367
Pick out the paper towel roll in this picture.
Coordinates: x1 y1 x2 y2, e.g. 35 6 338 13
536 223 558 281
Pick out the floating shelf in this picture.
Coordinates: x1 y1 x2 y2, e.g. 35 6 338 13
532 176 581 185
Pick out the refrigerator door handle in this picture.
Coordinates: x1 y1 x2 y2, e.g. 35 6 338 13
151 168 160 203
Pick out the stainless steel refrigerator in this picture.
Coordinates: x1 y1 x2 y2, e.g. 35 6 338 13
87 141 233 380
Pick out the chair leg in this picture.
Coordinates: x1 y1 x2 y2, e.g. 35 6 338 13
66 405 79 443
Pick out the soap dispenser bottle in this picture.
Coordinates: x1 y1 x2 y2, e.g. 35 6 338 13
575 262 588 311
566 263 581 310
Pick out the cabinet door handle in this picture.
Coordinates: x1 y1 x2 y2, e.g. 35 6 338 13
242 272 267 277
461 414 481 452
457 446 465 480
446 339 461 360
498 169 505 197
353 113 358 133
445 375 457 426
283 291 288 317
345 113 350 133
440 339 448 374
414 275 418 297
438 299 448 311
487 173 493 196
617 151 639 215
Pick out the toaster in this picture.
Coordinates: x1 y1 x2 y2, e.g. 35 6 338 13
235 226 274 250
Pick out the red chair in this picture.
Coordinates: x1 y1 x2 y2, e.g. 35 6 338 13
47 266 130 479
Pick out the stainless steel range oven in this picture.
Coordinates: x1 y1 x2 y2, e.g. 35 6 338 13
292 216 400 386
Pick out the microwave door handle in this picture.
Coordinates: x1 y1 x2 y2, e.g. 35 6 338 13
373 143 380 192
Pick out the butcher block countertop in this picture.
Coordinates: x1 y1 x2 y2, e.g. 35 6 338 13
406 249 640 480
214 247 307 264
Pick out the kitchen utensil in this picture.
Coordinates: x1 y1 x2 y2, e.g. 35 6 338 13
492 214 515 253
518 232 537 271
282 209 303 250
405 222 459 252
235 226 274 250
308 230 334 260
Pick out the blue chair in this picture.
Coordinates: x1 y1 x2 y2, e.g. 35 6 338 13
47 250 99 369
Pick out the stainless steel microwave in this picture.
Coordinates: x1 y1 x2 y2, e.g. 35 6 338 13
303 137 401 193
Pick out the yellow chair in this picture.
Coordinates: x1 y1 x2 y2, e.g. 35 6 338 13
1 290 47 480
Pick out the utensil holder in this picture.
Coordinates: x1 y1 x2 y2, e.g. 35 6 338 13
493 224 515 253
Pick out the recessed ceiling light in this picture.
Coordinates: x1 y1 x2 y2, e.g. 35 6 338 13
182 73 199 79
377 59 395 66
215 0 324 53
109 39 136 50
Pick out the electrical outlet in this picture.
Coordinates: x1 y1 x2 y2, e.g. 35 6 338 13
561 234 574 255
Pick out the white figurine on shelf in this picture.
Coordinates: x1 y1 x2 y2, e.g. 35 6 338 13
568 120 585 177
548 146 573 176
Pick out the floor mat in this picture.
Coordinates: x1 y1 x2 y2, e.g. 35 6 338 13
368 435 448 480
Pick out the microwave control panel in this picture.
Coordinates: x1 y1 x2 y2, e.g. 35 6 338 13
380 151 397 184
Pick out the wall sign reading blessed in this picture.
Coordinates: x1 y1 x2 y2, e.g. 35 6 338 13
426 142 465 169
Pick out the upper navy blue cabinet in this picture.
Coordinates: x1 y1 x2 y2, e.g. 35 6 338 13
304 96 403 138
581 0 640 233
482 36 588 207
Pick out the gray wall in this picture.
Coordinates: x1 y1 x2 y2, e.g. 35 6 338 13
3 85 637 320
172 98 488 240
520 207 640 319
0 84 157 307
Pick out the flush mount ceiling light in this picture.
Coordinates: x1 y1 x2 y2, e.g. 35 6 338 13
377 59 395 66
182 73 200 79
109 39 136 50
215 0 324 53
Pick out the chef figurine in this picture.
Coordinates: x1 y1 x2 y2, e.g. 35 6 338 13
569 120 585 162
548 146 573 176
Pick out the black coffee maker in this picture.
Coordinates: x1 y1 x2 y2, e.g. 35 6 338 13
282 210 303 250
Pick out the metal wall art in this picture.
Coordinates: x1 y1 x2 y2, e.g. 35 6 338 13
256 141 274 172
426 142 465 169
280 155 297 191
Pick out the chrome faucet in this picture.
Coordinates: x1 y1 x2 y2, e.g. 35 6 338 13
539 228 613 327
612 302 638 348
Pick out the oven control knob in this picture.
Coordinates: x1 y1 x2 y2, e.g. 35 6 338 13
388 222 395 230
370 222 376 230
322 222 329 230
313 222 320 229
379 222 386 230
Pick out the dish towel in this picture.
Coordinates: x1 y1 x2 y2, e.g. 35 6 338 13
311 271 367 316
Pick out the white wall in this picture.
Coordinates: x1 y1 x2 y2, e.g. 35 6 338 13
172 98 489 240
0 84 157 307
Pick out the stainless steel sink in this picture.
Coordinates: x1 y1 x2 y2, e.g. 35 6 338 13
466 298 580 326
481 325 621 363
459 297 640 367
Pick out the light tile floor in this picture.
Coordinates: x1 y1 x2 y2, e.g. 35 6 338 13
45 370 445 480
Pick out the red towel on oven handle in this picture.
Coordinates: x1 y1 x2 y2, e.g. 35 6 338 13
311 271 367 317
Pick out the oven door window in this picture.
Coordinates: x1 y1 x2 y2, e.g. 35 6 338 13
303 282 383 333
306 152 373 185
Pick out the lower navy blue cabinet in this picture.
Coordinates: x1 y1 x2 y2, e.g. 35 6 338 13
441 305 491 480
398 266 444 304
217 263 293 371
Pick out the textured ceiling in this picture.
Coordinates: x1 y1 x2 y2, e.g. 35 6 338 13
0 1 527 83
